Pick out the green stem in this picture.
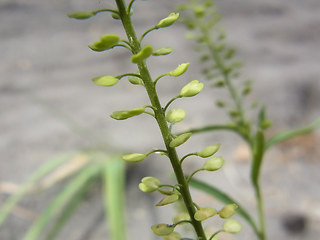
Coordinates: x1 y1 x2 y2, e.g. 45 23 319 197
115 1 207 239
253 183 266 240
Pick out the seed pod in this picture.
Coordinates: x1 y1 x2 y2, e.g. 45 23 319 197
218 204 238 219
92 75 119 86
194 208 217 221
89 34 120 52
197 144 221 158
67 11 94 19
179 80 204 97
152 47 174 56
156 193 180 206
169 133 192 148
155 12 179 29
169 63 190 77
165 109 186 123
110 107 145 120
151 224 174 236
163 232 181 240
128 76 144 85
203 156 224 171
223 219 242 234
139 176 161 193
122 153 147 163
173 212 190 224
131 45 153 63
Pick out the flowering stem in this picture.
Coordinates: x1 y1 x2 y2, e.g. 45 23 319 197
115 0 207 239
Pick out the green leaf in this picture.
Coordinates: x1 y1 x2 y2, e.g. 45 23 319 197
189 178 259 236
102 157 126 240
250 130 265 187
0 153 76 227
266 117 320 150
23 164 101 240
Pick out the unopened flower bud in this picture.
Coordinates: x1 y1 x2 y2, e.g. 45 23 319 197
122 153 147 163
203 156 224 171
169 133 192 148
67 11 94 19
165 109 186 123
179 80 204 97
156 193 179 206
218 204 238 219
151 224 174 236
110 107 145 120
194 208 217 221
131 45 153 63
139 176 161 193
152 47 174 56
197 144 221 158
169 63 190 77
92 75 119 86
223 219 242 233
89 34 120 52
128 76 144 85
155 13 179 29
163 232 181 240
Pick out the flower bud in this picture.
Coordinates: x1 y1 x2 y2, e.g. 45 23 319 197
169 63 190 77
151 224 174 236
67 11 94 19
128 76 144 85
122 153 147 163
92 75 119 86
197 144 221 158
165 109 186 123
179 80 204 97
169 133 192 148
152 47 174 56
194 208 217 221
218 204 238 219
131 45 153 63
163 232 181 240
203 156 224 171
110 107 145 120
139 176 161 193
156 193 179 206
223 219 242 234
89 34 120 52
155 13 179 29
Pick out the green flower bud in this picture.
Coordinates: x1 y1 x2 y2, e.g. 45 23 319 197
156 193 179 206
218 204 238 219
169 133 192 148
179 80 204 97
151 224 174 236
89 34 120 52
92 75 119 86
155 12 179 29
67 11 94 19
193 6 205 17
163 232 181 240
122 153 147 163
131 45 153 63
203 156 224 171
128 76 144 85
111 12 120 19
165 109 186 123
152 47 174 56
139 176 161 193
197 144 221 158
173 212 190 224
194 208 217 221
110 107 145 120
223 219 242 234
169 63 190 77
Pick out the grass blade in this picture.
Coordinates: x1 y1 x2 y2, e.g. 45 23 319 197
250 130 265 187
189 178 259 236
102 157 126 240
0 153 76 227
266 117 320 150
23 164 101 240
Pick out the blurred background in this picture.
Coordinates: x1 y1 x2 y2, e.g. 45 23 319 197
0 0 319 239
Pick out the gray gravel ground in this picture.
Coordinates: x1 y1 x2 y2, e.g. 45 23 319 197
1 0 320 239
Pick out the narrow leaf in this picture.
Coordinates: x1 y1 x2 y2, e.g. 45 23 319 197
102 157 126 240
250 130 265 187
